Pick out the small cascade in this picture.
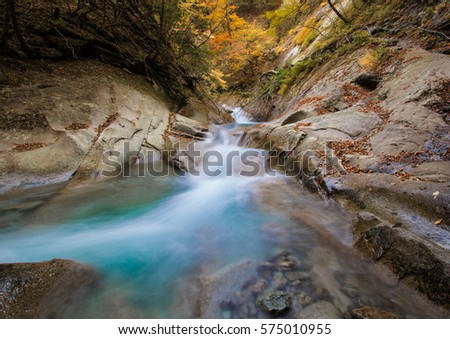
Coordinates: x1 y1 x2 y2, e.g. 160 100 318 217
222 104 253 124
175 123 269 178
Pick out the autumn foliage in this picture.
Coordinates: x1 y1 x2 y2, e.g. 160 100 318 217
179 0 275 89
136 0 275 90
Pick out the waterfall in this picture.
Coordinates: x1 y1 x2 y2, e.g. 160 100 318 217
231 107 251 123
174 123 270 178
222 104 252 123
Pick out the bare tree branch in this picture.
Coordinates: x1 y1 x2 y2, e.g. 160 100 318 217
417 26 450 40
327 0 349 25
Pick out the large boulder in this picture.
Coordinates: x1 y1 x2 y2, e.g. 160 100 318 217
0 60 171 192
0 59 217 193
0 259 99 318
332 173 450 310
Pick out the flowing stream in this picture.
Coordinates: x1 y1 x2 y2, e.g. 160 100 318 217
0 118 446 318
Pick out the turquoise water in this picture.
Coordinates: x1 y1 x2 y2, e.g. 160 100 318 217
0 172 277 317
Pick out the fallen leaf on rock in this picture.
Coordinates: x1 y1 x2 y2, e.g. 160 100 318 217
435 219 443 225
293 122 312 131
294 96 325 109
13 142 47 152
433 191 440 199
65 122 89 130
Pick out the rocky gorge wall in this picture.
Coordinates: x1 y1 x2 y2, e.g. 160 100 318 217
0 58 224 193
240 44 450 310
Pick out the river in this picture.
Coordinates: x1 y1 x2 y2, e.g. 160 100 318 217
0 113 445 318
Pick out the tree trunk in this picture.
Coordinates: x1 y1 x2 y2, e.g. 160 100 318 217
6 0 33 55
159 0 165 41
327 0 349 25
1 3 11 48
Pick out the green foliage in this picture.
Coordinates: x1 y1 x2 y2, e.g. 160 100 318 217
351 30 372 47
265 3 303 37
302 29 320 48
279 56 319 94
260 66 290 98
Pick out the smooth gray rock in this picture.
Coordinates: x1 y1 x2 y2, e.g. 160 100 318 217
298 301 340 319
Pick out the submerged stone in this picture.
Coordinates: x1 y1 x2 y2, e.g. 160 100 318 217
298 301 340 319
0 259 99 318
257 291 291 314
351 306 398 319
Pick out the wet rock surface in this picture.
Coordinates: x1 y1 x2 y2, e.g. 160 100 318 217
351 306 398 319
332 173 450 310
257 291 291 314
356 225 450 309
0 259 99 318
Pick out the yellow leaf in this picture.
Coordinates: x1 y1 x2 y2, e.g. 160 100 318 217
435 219 443 225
